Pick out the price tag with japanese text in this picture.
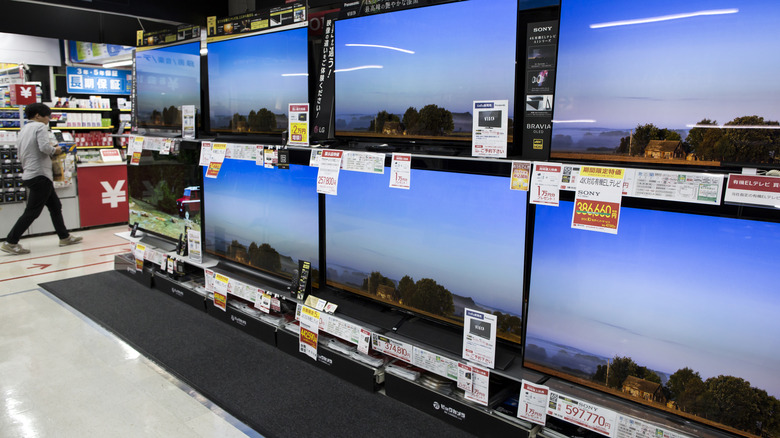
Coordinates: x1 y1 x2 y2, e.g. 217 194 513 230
212 273 229 311
298 304 321 361
518 380 549 426
464 364 490 406
572 165 625 234
548 390 617 437
530 162 562 205
205 143 227 178
199 141 212 166
389 153 411 189
316 150 343 195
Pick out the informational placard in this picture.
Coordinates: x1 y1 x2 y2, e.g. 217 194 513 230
522 20 558 160
357 328 371 355
372 333 413 363
389 153 411 189
99 148 123 163
530 162 563 206
342 151 385 174
213 273 229 312
264 146 277 168
457 363 473 393
187 228 202 264
614 414 692 438
133 243 146 272
309 149 323 167
472 100 509 158
256 291 271 314
724 174 780 207
288 103 309 146
298 305 321 361
205 143 227 178
464 364 490 406
510 161 532 191
66 66 132 95
517 380 549 426
462 308 497 369
182 105 195 139
560 164 581 191
199 141 213 166
547 390 617 437
160 138 173 155
319 313 362 345
412 346 459 380
623 169 723 205
316 150 343 195
204 268 215 292
572 166 625 234
304 295 328 311
129 136 144 166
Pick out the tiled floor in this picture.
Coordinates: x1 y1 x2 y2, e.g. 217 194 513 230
0 225 261 438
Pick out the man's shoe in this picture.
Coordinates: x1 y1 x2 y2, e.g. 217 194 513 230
1 242 30 255
59 235 83 247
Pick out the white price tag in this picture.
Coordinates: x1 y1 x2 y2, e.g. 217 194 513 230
389 153 411 189
518 380 549 426
316 150 343 195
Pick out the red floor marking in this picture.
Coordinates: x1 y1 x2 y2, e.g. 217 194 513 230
1 260 113 283
0 243 129 265
27 263 52 270
99 250 132 257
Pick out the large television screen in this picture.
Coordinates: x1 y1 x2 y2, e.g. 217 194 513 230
550 0 780 166
326 168 527 344
202 159 319 280
334 0 517 144
207 26 308 135
135 42 201 129
127 149 202 243
526 202 780 436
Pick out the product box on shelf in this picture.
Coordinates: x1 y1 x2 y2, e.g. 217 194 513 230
153 272 207 312
276 324 385 392
384 369 532 438
205 296 279 346
114 252 155 288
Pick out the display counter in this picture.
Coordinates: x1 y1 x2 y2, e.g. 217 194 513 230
76 161 127 227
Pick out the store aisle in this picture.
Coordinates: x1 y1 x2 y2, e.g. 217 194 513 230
0 226 260 438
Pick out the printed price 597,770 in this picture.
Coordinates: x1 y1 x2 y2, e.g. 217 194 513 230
564 404 611 429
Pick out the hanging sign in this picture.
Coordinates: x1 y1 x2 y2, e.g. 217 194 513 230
205 143 227 178
517 380 550 426
298 305 321 361
510 161 532 191
199 142 213 166
66 66 131 95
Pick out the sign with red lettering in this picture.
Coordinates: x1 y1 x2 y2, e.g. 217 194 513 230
572 166 625 234
10 84 38 106
725 174 780 208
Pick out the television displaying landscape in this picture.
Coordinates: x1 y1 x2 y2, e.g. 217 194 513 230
127 150 202 242
135 41 201 129
207 26 308 135
551 0 780 166
326 168 527 344
526 201 780 436
334 0 517 143
202 159 318 280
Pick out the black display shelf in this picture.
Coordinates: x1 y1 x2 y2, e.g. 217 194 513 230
114 253 154 288
204 299 278 346
153 272 207 312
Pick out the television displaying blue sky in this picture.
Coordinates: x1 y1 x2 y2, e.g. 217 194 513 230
528 202 780 397
136 42 201 121
202 160 319 266
207 27 308 122
553 0 780 130
326 168 526 315
335 0 517 118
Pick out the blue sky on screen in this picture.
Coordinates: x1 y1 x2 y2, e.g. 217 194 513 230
136 42 201 117
528 202 780 397
335 0 517 117
326 168 526 315
208 27 308 118
553 0 780 129
203 159 318 265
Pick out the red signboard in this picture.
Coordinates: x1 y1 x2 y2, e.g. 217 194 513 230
10 84 38 106
77 164 129 227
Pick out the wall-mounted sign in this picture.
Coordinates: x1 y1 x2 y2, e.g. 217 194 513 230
66 66 132 95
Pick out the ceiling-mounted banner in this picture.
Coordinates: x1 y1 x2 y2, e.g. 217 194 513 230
206 3 306 39
136 25 200 48
68 41 134 64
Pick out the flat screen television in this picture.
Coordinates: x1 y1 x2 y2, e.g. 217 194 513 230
127 148 202 250
525 201 780 436
550 0 780 166
334 0 517 145
326 167 527 344
206 26 308 136
202 158 319 281
135 41 201 131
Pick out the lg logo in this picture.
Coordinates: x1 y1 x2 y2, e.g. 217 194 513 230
101 180 126 208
